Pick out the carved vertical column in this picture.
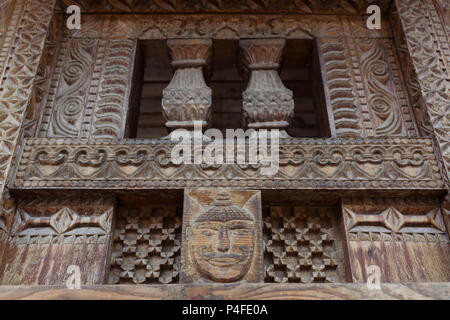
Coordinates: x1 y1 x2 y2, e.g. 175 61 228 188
395 0 450 186
162 39 212 132
0 0 56 201
181 189 263 283
0 198 116 285
239 39 294 137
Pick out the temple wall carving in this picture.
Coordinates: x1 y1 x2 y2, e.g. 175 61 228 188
0 0 448 294
0 197 115 285
342 197 450 282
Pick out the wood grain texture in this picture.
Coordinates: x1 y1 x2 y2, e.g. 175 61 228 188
342 197 450 283
12 137 444 190
0 198 115 286
0 0 56 202
182 189 263 283
0 282 448 300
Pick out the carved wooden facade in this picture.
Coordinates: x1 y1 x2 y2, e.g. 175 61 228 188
0 0 448 299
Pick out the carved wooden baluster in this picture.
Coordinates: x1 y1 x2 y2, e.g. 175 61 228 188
239 39 294 137
162 39 212 134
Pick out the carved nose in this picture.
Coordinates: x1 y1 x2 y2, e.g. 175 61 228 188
217 225 230 252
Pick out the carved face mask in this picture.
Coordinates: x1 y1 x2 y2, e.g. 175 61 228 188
190 192 255 282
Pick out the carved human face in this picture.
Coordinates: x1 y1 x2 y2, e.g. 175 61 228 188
190 218 254 282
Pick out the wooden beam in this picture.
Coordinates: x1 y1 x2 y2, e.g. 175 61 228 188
0 282 448 300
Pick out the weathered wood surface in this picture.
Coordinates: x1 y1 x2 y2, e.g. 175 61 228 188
182 189 262 283
0 0 56 202
0 283 448 300
342 197 450 283
12 138 444 190
0 198 115 286
60 0 393 14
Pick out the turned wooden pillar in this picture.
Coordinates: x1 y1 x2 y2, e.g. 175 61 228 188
162 39 212 132
239 39 294 137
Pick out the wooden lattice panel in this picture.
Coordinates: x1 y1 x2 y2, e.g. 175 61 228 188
263 206 346 283
108 206 182 284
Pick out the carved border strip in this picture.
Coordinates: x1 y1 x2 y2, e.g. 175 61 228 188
395 0 450 186
11 137 444 190
63 14 392 40
60 0 392 14
0 0 57 200
0 0 25 87
0 282 449 300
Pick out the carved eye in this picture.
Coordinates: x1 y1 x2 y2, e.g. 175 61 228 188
202 230 213 237
230 229 249 236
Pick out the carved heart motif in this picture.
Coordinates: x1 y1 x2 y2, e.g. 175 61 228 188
34 150 68 177
114 149 148 177
313 150 344 178
74 149 107 177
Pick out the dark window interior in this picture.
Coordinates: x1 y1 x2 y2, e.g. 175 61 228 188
134 39 329 139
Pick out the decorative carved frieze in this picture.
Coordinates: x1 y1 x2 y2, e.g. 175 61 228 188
240 39 294 135
342 197 450 282
318 37 362 137
263 206 346 283
356 37 408 137
23 13 63 138
162 39 212 131
108 206 182 284
36 38 138 139
0 0 23 82
395 0 450 186
181 189 262 283
390 6 432 137
12 137 444 190
343 197 447 238
64 14 389 40
0 0 56 202
61 0 392 14
0 197 115 285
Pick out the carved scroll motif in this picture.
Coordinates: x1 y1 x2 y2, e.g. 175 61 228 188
181 189 263 283
240 39 294 136
37 38 137 139
356 38 408 137
54 39 96 137
162 39 212 132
